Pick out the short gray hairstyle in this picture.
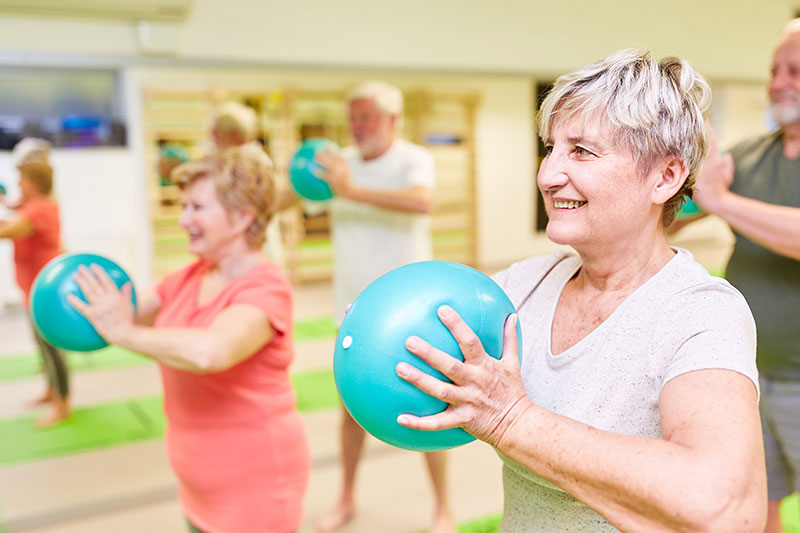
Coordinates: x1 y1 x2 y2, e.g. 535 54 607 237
346 81 403 116
214 101 257 142
539 49 712 226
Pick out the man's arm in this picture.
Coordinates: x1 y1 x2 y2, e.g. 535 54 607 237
701 191 800 260
694 126 800 260
315 151 433 214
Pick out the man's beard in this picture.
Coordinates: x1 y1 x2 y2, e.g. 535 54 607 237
770 91 800 125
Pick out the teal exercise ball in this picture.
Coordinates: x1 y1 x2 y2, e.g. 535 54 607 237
333 260 522 452
30 253 137 352
289 138 338 201
675 197 703 220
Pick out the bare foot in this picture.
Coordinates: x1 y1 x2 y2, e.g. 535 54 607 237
28 390 56 408
315 503 356 533
34 400 71 428
429 511 457 533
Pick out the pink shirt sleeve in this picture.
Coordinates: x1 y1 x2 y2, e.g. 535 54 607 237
230 268 292 336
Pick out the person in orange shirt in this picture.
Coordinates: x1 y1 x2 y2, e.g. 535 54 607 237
0 153 69 427
67 144 310 533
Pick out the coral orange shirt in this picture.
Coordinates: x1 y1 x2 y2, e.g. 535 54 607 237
13 197 61 306
155 260 310 533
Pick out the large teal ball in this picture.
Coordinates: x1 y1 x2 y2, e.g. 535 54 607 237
30 253 137 352
333 260 522 452
289 138 338 201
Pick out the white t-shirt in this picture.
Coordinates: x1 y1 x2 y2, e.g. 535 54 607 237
330 139 434 325
491 248 759 532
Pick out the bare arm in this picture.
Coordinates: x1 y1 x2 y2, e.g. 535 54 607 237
695 123 800 259
495 371 764 532
339 184 432 213
0 216 33 239
108 305 275 373
131 288 162 327
315 151 433 213
68 265 275 373
397 307 766 532
702 191 800 260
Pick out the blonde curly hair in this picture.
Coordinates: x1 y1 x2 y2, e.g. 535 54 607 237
171 144 276 249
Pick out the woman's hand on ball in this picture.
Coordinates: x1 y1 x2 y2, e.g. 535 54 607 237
396 305 532 448
67 264 135 345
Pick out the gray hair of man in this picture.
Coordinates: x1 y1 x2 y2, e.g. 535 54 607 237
538 48 712 227
779 17 800 39
214 101 257 142
346 81 404 118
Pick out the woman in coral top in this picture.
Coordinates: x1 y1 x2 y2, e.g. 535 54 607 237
69 145 310 533
0 153 69 427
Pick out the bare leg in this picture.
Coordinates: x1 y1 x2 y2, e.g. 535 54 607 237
765 500 783 533
316 407 367 532
29 318 71 420
424 451 457 533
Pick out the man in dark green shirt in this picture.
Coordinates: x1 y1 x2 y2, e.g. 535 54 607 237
691 19 800 533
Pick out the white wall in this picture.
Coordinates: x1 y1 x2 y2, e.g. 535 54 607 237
0 0 789 293
0 149 150 307
0 0 795 82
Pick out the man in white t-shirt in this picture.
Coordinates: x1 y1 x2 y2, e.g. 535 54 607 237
314 81 455 533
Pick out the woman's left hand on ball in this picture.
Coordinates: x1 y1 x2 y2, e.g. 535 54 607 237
67 264 135 344
396 305 531 448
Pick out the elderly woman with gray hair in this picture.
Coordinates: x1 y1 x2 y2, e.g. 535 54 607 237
395 49 767 532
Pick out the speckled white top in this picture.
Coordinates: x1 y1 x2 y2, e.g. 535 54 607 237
491 247 758 532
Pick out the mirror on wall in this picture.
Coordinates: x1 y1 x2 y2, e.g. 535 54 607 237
0 67 127 150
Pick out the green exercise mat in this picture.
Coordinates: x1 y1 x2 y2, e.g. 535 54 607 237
0 369 339 467
456 512 502 533
0 395 164 467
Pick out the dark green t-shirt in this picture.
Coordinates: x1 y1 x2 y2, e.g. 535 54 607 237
726 131 800 379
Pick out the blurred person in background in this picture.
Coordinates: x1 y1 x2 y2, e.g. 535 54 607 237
312 81 455 533
673 18 800 533
209 100 288 272
0 138 69 427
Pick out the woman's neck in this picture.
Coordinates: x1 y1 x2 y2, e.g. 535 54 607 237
208 244 265 281
572 235 675 296
20 191 45 205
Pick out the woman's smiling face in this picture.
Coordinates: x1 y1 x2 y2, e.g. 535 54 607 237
537 114 657 251
178 175 240 260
